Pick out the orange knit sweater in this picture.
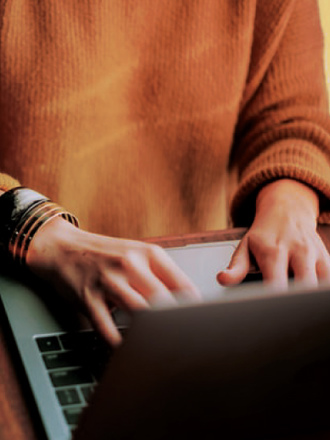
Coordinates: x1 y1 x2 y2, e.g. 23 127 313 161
1 0 330 239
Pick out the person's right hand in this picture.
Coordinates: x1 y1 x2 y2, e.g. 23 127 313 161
26 217 201 346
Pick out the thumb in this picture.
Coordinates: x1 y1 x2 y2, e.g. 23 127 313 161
217 237 250 286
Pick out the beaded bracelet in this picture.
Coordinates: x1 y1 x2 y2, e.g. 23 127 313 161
0 187 79 266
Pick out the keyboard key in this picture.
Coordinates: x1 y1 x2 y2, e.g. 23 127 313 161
79 331 110 351
36 336 61 352
81 385 95 403
56 388 82 406
59 332 88 351
59 333 82 351
50 368 94 388
43 351 81 370
63 407 84 425
59 330 109 352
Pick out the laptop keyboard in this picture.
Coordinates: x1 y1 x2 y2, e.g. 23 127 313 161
35 328 126 432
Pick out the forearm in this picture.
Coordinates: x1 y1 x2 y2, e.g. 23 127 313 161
230 0 330 227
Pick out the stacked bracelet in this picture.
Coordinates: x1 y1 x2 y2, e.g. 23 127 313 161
0 187 79 266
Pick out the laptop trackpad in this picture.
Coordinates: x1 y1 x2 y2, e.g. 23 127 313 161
165 241 238 301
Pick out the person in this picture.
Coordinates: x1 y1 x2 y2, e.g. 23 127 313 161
1 0 330 346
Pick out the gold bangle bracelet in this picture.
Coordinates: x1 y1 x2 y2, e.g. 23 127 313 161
9 201 79 266
9 202 52 260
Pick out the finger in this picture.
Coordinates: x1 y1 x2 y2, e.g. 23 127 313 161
217 238 250 286
85 293 123 347
122 251 178 307
147 246 202 302
316 254 330 283
289 251 318 287
256 247 289 290
103 272 151 310
314 238 330 282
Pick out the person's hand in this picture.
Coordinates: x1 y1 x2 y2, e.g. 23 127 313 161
218 179 330 290
26 217 201 346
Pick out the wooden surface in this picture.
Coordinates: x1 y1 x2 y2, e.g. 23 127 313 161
0 225 330 440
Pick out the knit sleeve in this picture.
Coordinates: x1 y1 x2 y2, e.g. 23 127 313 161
230 0 330 227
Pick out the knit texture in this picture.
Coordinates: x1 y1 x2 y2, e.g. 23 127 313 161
1 0 330 238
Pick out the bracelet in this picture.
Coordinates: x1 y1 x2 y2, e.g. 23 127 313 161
0 187 48 249
0 187 79 266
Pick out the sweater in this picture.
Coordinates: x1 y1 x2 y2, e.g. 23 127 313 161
1 0 330 239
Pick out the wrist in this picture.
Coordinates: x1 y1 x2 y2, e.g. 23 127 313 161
256 179 319 220
26 216 81 275
0 187 79 266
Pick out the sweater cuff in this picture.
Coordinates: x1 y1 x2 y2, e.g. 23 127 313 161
230 140 330 226
0 173 21 192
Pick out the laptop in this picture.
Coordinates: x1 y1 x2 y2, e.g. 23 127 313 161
0 239 240 440
74 282 330 440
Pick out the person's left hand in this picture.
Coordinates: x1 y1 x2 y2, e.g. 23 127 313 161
217 179 330 290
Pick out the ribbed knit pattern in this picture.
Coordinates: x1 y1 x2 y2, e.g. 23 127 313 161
1 0 330 237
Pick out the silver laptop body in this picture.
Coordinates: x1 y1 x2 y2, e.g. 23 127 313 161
0 240 238 440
